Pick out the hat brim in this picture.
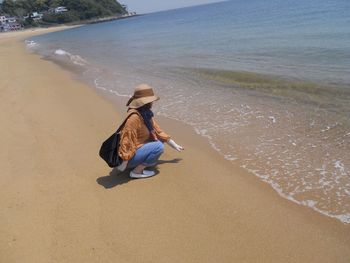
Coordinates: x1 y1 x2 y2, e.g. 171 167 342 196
128 95 160 109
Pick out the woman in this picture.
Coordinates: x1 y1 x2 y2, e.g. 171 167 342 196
117 84 184 179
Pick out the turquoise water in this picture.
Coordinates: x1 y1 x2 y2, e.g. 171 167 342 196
28 0 350 223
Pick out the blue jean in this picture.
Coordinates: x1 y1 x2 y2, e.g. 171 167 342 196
127 141 164 169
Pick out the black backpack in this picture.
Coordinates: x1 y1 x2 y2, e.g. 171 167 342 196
99 112 138 168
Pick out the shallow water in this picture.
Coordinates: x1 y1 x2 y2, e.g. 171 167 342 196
27 0 350 223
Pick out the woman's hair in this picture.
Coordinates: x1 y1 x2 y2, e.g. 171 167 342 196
138 103 152 111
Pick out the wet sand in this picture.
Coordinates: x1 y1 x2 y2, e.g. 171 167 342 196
0 28 350 262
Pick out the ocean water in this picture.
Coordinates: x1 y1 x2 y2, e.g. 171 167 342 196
27 0 350 223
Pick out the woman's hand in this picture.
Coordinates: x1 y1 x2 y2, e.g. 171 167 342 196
167 139 184 152
117 160 128 172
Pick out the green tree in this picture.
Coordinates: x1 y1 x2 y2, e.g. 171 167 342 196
35 0 49 11
1 0 16 15
2 0 126 24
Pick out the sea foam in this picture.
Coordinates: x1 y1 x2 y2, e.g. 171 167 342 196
54 49 87 66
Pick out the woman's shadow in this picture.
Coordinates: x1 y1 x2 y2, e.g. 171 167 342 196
96 158 182 189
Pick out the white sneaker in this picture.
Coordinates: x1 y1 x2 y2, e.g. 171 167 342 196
130 169 156 179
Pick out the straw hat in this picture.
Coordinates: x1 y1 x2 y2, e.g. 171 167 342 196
126 84 160 109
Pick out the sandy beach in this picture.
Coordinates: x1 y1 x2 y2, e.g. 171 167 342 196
0 28 350 262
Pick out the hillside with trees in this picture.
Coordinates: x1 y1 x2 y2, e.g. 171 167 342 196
0 0 127 25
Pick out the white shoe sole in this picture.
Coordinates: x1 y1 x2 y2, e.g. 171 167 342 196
130 170 156 179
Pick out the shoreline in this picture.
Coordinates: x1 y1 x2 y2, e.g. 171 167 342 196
84 14 141 25
0 25 81 44
1 28 350 262
0 13 139 35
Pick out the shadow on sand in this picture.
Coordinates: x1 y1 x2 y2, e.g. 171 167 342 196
96 158 182 189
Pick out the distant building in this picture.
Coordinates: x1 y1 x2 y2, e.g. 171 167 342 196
0 16 6 24
24 12 43 21
9 22 22 30
48 6 69 13
0 16 6 31
6 17 17 23
1 21 22 31
0 16 22 32
32 12 43 19
122 12 137 17
54 6 68 13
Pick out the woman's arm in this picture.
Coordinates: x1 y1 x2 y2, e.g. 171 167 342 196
153 119 184 152
152 119 171 142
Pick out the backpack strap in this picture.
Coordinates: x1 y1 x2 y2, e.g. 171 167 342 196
116 111 139 133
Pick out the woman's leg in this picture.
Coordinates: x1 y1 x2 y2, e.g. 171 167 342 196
127 141 164 170
133 164 146 174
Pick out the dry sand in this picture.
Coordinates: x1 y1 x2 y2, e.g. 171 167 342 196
0 28 349 263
